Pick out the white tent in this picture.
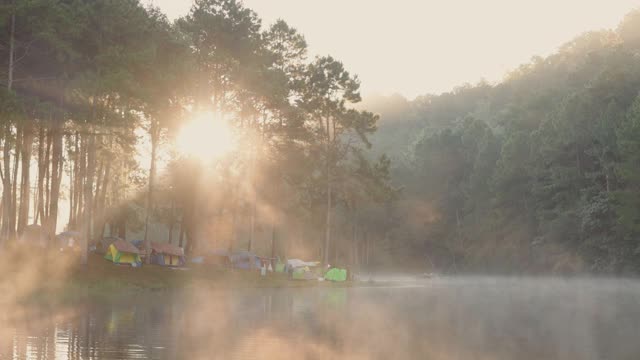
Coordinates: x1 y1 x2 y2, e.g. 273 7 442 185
287 259 320 269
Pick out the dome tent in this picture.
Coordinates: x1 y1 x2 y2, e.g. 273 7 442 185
104 239 142 266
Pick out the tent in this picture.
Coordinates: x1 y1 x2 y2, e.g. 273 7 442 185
131 239 144 250
287 259 321 280
324 268 347 282
56 231 81 252
150 242 185 267
104 239 142 266
229 251 261 270
287 259 320 269
98 236 122 254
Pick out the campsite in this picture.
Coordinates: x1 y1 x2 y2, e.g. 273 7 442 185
6 0 640 358
46 243 354 299
21 232 354 299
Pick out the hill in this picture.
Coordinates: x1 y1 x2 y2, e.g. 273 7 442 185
368 9 640 274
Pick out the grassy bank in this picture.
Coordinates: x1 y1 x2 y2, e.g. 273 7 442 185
60 254 354 297
1 250 359 305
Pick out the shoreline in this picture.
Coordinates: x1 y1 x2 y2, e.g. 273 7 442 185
12 253 362 304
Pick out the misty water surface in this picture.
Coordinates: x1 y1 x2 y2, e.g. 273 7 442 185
3 277 640 359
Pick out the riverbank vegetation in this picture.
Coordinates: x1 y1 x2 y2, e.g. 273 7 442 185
2 250 354 307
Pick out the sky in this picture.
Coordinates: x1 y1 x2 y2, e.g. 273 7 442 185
150 0 640 99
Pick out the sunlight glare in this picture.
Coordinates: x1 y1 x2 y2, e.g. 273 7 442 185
176 112 235 161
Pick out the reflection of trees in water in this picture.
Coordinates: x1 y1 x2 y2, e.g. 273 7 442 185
3 281 640 359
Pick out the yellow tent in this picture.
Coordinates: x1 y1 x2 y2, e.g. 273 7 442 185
104 240 142 266
150 242 185 266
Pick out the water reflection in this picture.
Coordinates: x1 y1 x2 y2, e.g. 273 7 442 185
3 278 640 359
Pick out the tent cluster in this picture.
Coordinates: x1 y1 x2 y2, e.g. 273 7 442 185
94 238 348 282
101 239 185 267
286 259 348 282
194 250 274 271
15 226 348 280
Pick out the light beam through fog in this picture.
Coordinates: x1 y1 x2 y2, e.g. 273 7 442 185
176 112 236 161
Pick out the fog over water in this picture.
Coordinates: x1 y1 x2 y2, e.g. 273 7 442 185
3 277 640 359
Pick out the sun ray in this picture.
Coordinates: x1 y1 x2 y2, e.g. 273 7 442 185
176 112 236 161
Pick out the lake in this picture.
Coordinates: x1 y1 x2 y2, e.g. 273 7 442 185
3 277 640 359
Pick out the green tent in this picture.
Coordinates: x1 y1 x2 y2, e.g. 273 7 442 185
275 260 285 273
324 268 347 282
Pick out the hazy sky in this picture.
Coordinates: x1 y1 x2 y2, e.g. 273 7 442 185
150 0 640 99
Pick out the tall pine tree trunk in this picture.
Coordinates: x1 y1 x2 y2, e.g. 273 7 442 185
168 199 175 244
43 130 52 220
9 124 22 241
0 131 8 234
270 224 277 269
351 205 358 267
178 221 185 248
323 117 333 266
1 125 11 242
68 134 75 228
81 133 96 265
35 126 46 224
2 0 15 243
7 0 15 91
249 198 256 252
95 152 111 240
143 119 159 263
47 116 63 241
248 128 257 252
74 134 85 227
93 161 104 235
18 121 34 234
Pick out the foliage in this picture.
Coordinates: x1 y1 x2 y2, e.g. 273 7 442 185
371 10 640 273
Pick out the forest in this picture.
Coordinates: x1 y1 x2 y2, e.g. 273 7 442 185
0 0 393 268
3 0 640 275
368 9 640 274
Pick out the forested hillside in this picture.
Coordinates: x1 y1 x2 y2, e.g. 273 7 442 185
371 10 640 274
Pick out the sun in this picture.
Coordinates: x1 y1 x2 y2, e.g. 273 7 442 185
176 111 235 161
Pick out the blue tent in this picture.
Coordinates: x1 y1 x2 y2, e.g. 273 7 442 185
229 251 261 270
149 242 185 267
131 239 144 250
